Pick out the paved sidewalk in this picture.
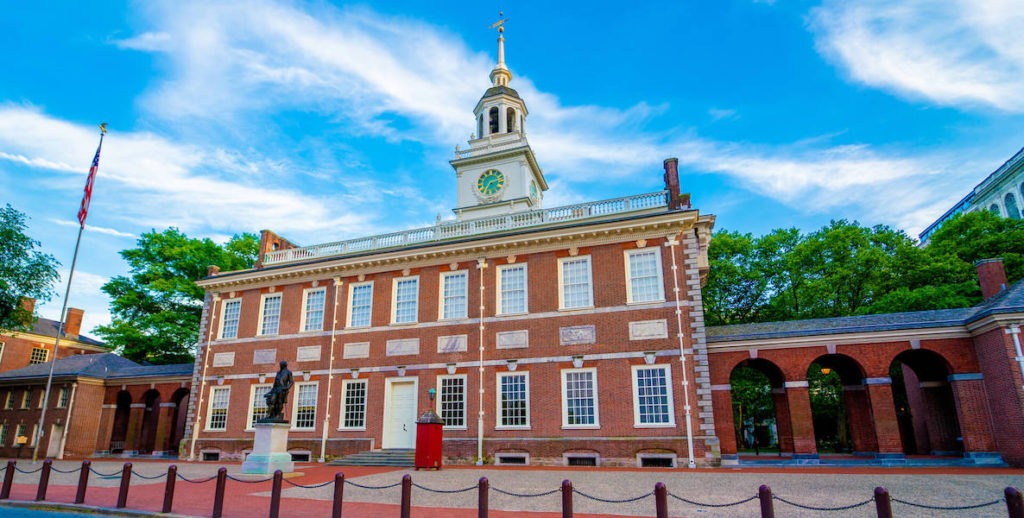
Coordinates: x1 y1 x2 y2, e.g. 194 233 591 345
0 459 1022 517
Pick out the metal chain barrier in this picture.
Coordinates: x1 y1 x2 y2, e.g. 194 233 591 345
225 474 274 484
573 487 651 504
282 478 335 489
14 465 44 474
49 465 83 474
669 492 759 508
410 482 478 494
175 473 218 484
773 494 874 511
344 479 404 490
891 496 1004 511
89 467 124 478
130 470 168 480
491 486 562 498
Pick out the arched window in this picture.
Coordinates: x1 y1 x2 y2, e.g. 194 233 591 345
506 107 516 133
477 114 483 139
990 204 1002 215
520 114 525 133
1006 193 1021 219
488 107 499 135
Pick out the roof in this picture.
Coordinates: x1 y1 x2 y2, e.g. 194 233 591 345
481 85 521 101
30 316 106 346
0 352 191 382
707 280 1024 343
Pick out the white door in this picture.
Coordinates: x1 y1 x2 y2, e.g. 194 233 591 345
385 381 417 449
47 424 63 458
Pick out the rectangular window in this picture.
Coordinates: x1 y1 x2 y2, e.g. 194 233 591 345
14 424 26 446
57 387 70 408
347 282 373 328
0 424 6 446
29 424 38 447
21 389 32 409
207 387 230 430
340 380 367 429
0 342 5 363
3 391 12 409
302 288 326 332
497 264 528 315
220 299 242 339
30 347 49 364
559 256 593 309
632 365 675 427
259 294 282 336
392 277 419 324
561 368 599 428
440 271 468 320
437 375 466 429
248 384 271 429
497 372 530 429
293 383 317 430
626 248 665 303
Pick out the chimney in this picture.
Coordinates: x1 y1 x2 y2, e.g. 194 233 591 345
254 229 298 269
20 297 36 315
207 265 221 277
64 307 84 338
976 258 1008 300
663 158 682 210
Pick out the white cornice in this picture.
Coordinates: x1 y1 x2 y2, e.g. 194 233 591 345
707 325 971 353
0 331 107 352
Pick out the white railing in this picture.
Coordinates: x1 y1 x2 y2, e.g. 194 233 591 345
262 190 669 265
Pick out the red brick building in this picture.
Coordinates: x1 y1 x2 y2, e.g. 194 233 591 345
0 299 107 373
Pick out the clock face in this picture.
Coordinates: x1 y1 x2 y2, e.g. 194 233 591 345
476 169 506 197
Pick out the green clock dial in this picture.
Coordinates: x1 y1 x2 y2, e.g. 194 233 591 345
476 169 505 197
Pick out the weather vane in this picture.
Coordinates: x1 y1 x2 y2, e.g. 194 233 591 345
488 10 507 33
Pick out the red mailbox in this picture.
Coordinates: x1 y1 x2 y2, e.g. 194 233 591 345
415 407 444 470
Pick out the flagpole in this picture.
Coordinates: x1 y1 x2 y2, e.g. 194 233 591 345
32 124 106 462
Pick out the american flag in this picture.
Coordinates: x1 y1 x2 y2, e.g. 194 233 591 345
77 126 105 228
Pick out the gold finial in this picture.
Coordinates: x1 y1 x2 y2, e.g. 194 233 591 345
488 11 507 33
99 122 108 135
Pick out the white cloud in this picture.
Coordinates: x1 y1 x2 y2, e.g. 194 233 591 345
35 270 112 337
811 0 1024 112
48 218 136 238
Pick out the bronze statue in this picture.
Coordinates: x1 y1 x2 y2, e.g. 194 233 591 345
260 360 294 423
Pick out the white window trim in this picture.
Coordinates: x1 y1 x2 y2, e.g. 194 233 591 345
205 386 230 432
291 381 319 431
438 270 469 321
30 347 49 364
624 247 666 304
436 374 468 430
390 276 420 325
57 387 69 408
496 371 531 430
300 287 327 333
21 390 32 409
257 293 283 336
246 383 272 430
0 341 5 364
557 256 594 310
217 297 242 340
496 263 529 315
338 379 368 431
631 364 676 428
561 367 600 429
346 281 374 328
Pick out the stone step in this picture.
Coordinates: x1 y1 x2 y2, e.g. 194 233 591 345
329 449 416 467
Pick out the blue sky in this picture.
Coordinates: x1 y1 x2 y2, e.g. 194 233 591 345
2 0 1023 335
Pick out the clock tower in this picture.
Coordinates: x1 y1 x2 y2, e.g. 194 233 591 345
450 18 547 220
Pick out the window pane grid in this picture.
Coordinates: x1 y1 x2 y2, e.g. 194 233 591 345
250 386 270 426
636 367 671 424
221 300 241 339
0 424 6 446
58 388 70 408
304 289 325 331
295 384 317 429
350 284 373 327
500 266 526 314
499 374 528 427
394 279 419 323
343 381 367 429
439 377 466 428
629 250 662 302
564 371 595 426
261 295 282 335
442 273 468 320
30 347 49 364
561 258 592 308
209 388 229 430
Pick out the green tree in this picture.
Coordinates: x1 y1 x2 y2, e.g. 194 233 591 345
0 205 60 330
926 210 1024 283
96 228 258 364
730 366 774 447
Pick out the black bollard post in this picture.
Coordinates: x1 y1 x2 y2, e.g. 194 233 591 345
116 462 132 509
401 474 412 518
1006 487 1024 518
758 485 774 518
655 482 667 518
269 470 283 518
35 459 52 501
212 467 227 518
162 465 177 513
561 480 573 518
478 477 489 518
331 472 345 518
1 460 15 499
75 460 90 504
874 487 892 518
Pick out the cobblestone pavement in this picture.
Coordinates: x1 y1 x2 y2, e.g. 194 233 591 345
0 460 1022 517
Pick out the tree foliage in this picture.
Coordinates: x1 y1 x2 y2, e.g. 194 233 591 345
705 213 1023 326
0 205 60 331
96 228 258 365
730 366 774 446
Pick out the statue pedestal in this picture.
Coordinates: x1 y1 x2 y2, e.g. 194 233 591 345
242 422 294 474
